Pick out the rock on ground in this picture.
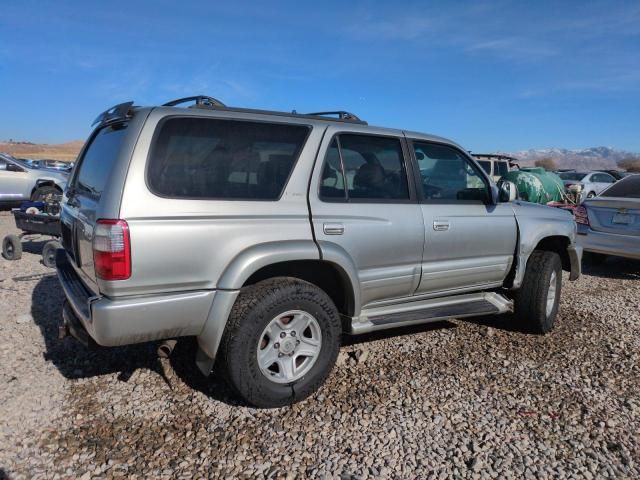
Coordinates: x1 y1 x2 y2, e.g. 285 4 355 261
0 210 638 479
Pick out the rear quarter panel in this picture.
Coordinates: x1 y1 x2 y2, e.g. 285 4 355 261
110 109 325 297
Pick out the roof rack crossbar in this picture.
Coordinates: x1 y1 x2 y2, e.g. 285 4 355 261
91 101 134 127
162 96 226 108
305 110 363 122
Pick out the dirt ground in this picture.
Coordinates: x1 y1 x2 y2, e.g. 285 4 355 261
0 210 639 479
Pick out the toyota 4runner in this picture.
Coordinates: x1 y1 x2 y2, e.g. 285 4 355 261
57 96 581 407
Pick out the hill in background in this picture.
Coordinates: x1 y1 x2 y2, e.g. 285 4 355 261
0 140 83 161
500 146 638 171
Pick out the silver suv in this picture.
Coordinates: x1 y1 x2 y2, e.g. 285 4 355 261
57 96 581 407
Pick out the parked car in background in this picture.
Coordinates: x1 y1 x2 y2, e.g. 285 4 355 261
0 153 68 206
57 96 581 408
558 171 616 200
472 154 518 182
576 174 639 261
17 158 42 169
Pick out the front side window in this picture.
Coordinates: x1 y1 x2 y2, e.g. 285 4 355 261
148 118 310 200
413 141 489 202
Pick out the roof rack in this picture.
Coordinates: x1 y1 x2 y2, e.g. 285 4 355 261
160 95 367 124
305 111 364 122
162 96 226 108
91 101 135 127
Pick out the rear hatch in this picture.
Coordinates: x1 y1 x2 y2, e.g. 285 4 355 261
60 123 130 288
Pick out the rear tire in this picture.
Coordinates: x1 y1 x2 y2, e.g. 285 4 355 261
2 234 22 260
217 278 341 408
513 250 562 334
42 240 61 268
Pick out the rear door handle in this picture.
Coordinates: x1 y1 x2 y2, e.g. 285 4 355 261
323 223 344 235
433 220 450 231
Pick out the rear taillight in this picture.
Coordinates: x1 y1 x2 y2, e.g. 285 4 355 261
93 219 131 280
574 206 589 226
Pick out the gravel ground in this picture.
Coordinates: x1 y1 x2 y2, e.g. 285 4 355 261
1 210 639 479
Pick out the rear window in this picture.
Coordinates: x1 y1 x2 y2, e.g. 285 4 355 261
74 124 128 200
601 175 640 198
559 172 587 181
148 118 310 200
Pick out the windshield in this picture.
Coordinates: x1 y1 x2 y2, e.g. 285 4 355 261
559 172 587 181
601 175 640 198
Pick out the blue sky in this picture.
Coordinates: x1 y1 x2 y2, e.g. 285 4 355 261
0 0 639 152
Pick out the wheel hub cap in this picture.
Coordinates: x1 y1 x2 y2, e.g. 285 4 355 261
257 310 322 384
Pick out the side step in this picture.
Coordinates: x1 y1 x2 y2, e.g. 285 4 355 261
350 292 513 335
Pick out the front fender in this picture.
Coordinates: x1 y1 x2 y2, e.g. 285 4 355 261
511 202 579 288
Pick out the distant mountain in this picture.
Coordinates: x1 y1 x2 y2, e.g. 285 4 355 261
498 147 639 170
0 140 83 161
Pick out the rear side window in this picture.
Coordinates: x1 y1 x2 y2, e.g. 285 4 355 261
601 175 640 198
496 161 509 177
74 125 127 200
148 118 310 200
477 160 491 175
319 134 409 201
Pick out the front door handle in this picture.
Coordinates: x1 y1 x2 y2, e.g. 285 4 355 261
323 223 344 235
433 220 450 231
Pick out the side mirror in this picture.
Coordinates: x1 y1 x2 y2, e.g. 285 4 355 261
6 163 25 173
497 180 517 202
415 151 425 161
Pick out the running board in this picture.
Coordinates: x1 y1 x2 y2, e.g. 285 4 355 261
350 292 513 335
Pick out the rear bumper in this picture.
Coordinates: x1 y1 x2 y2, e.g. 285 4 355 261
577 227 640 260
57 251 215 347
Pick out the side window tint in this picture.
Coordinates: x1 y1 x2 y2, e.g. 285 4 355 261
496 161 509 177
413 142 489 202
477 160 491 175
339 134 409 200
320 139 347 199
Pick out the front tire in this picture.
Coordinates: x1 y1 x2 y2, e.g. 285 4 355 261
586 191 596 199
513 250 562 334
217 278 341 408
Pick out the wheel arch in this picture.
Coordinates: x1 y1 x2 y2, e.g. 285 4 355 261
31 179 63 197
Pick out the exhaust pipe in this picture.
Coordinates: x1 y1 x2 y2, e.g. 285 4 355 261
157 339 177 359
